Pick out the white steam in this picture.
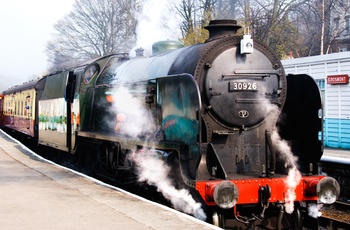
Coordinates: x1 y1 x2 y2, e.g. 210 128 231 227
262 89 324 217
133 152 207 220
271 130 302 214
111 86 156 137
111 85 206 220
263 100 302 214
308 203 323 218
259 88 303 214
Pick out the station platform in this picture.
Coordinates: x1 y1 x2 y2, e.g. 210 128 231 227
0 130 218 230
322 147 350 164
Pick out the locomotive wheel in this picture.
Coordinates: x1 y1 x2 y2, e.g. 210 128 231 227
211 208 226 228
291 205 302 230
277 205 302 230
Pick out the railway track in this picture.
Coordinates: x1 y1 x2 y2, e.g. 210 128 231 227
314 156 350 229
319 201 350 230
319 156 350 203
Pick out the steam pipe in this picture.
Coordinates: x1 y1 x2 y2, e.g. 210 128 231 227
266 130 276 176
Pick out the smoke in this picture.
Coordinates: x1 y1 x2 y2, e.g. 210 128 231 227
260 85 325 218
308 203 323 218
263 98 301 214
271 130 302 214
110 85 206 220
110 86 156 138
257 85 303 214
132 152 207 220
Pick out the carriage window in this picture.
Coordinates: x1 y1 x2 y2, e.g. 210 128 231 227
20 101 23 116
84 64 99 84
15 101 18 115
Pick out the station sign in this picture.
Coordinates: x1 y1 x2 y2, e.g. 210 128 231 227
327 74 349 85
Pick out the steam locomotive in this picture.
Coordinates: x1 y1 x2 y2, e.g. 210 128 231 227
0 20 340 229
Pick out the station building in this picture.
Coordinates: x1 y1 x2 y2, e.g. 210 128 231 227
282 52 350 149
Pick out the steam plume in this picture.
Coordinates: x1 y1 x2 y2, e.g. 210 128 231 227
133 152 207 220
262 88 323 217
262 99 302 214
110 85 206 220
271 129 302 214
110 86 155 137
308 203 322 218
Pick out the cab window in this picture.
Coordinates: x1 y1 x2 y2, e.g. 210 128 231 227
84 64 99 84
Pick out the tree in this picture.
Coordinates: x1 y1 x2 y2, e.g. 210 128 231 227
171 0 217 45
214 0 245 21
299 0 337 55
249 0 311 58
46 0 144 72
171 0 310 58
284 0 350 56
288 1 322 56
325 0 350 53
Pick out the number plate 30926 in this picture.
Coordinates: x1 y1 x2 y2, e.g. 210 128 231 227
229 81 258 91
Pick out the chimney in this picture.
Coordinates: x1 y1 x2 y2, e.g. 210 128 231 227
135 47 144 57
205 20 242 41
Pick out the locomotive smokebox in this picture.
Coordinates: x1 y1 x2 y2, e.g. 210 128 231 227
204 19 242 41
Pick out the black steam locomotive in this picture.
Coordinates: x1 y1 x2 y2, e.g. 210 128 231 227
0 20 340 229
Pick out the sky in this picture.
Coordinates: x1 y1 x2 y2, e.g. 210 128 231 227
0 0 180 92
0 0 75 91
134 0 181 57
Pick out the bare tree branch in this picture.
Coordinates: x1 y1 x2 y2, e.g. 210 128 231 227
46 0 144 72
